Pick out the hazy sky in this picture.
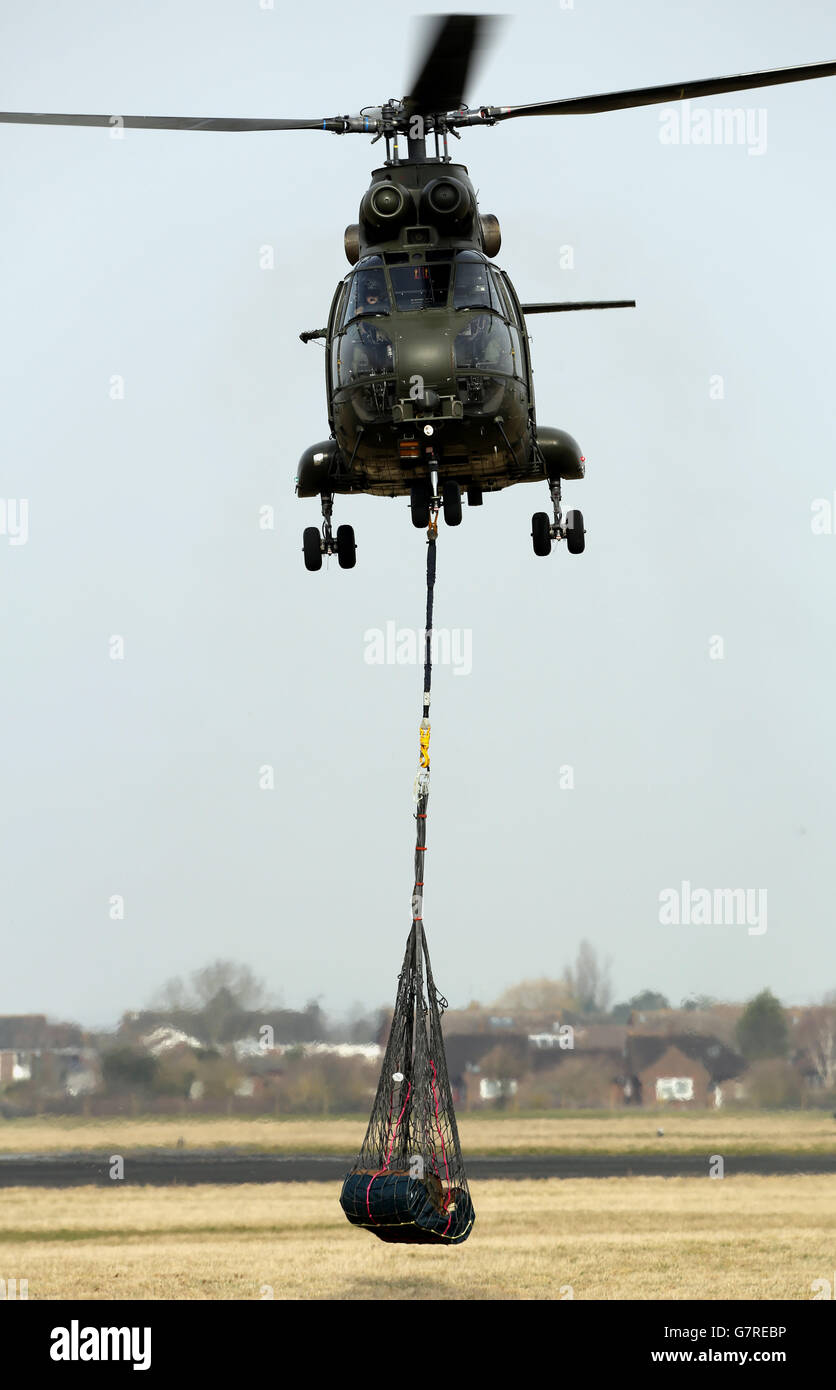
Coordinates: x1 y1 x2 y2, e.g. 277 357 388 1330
2 0 835 1030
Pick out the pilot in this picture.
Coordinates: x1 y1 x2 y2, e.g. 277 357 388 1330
458 313 504 369
349 318 393 377
357 272 389 315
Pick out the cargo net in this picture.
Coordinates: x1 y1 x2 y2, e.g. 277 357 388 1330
340 917 474 1244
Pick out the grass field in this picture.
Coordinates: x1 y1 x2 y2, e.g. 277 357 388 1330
0 1109 833 1155
0 1176 832 1300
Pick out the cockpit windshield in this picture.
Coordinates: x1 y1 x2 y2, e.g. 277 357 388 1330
390 263 451 311
344 265 390 322
453 251 504 313
454 313 514 374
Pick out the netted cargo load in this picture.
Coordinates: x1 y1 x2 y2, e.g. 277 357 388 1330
340 919 474 1244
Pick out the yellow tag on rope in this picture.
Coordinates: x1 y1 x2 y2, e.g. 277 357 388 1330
419 721 431 770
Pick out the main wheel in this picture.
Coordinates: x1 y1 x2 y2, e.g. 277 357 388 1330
565 509 585 554
442 481 462 527
336 524 356 570
466 483 483 507
531 512 552 557
303 527 323 572
411 482 431 529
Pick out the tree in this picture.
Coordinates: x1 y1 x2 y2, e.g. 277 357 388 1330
200 986 240 1045
610 990 670 1023
795 1005 836 1090
516 1058 614 1110
492 977 576 1015
151 975 189 1011
736 990 789 1062
102 1049 158 1093
565 940 612 1016
743 1059 801 1109
190 961 267 1011
479 1043 529 1106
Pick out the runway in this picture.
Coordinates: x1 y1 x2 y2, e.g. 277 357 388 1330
1 1150 834 1186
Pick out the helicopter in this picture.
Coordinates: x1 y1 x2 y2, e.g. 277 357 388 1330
2 17 834 571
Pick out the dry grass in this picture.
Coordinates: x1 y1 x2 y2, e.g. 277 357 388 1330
0 1109 833 1156
0 1176 833 1300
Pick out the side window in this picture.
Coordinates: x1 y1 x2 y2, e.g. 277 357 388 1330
508 324 524 379
329 281 348 336
495 271 523 328
454 314 513 374
489 270 515 321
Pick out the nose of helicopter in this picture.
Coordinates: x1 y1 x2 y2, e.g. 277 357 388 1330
392 320 455 402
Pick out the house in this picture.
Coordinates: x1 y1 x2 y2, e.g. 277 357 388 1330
438 1025 631 1107
625 1034 744 1107
0 1051 32 1084
141 1026 206 1057
626 1006 744 1047
0 1016 89 1097
0 1015 83 1050
443 1033 530 1107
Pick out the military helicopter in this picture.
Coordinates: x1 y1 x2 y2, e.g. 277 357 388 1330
3 17 834 571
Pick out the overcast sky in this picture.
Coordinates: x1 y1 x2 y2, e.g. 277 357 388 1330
1 0 835 1030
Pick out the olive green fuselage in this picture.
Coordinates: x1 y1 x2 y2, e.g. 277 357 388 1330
297 158 583 500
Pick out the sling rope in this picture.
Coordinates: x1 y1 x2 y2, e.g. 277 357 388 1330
412 519 437 929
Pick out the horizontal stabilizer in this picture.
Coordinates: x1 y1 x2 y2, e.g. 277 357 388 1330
520 300 636 314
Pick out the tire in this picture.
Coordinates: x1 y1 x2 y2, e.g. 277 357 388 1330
531 512 552 557
442 481 462 527
566 509 585 554
466 483 483 507
411 482 431 529
336 524 356 570
303 526 322 571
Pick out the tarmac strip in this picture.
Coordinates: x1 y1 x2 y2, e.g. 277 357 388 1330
0 1151 835 1186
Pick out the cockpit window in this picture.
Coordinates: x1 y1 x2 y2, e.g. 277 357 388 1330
390 263 451 311
454 259 492 311
337 320 394 385
454 313 514 374
343 267 391 324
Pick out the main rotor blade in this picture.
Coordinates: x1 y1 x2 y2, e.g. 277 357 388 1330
0 112 347 132
471 58 836 122
405 13 498 117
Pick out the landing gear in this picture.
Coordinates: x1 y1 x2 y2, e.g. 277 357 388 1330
442 481 462 527
531 479 586 557
413 471 466 530
565 509 585 554
303 526 323 572
302 493 357 571
413 476 462 528
466 483 483 507
336 523 356 569
531 512 552 556
411 481 431 529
